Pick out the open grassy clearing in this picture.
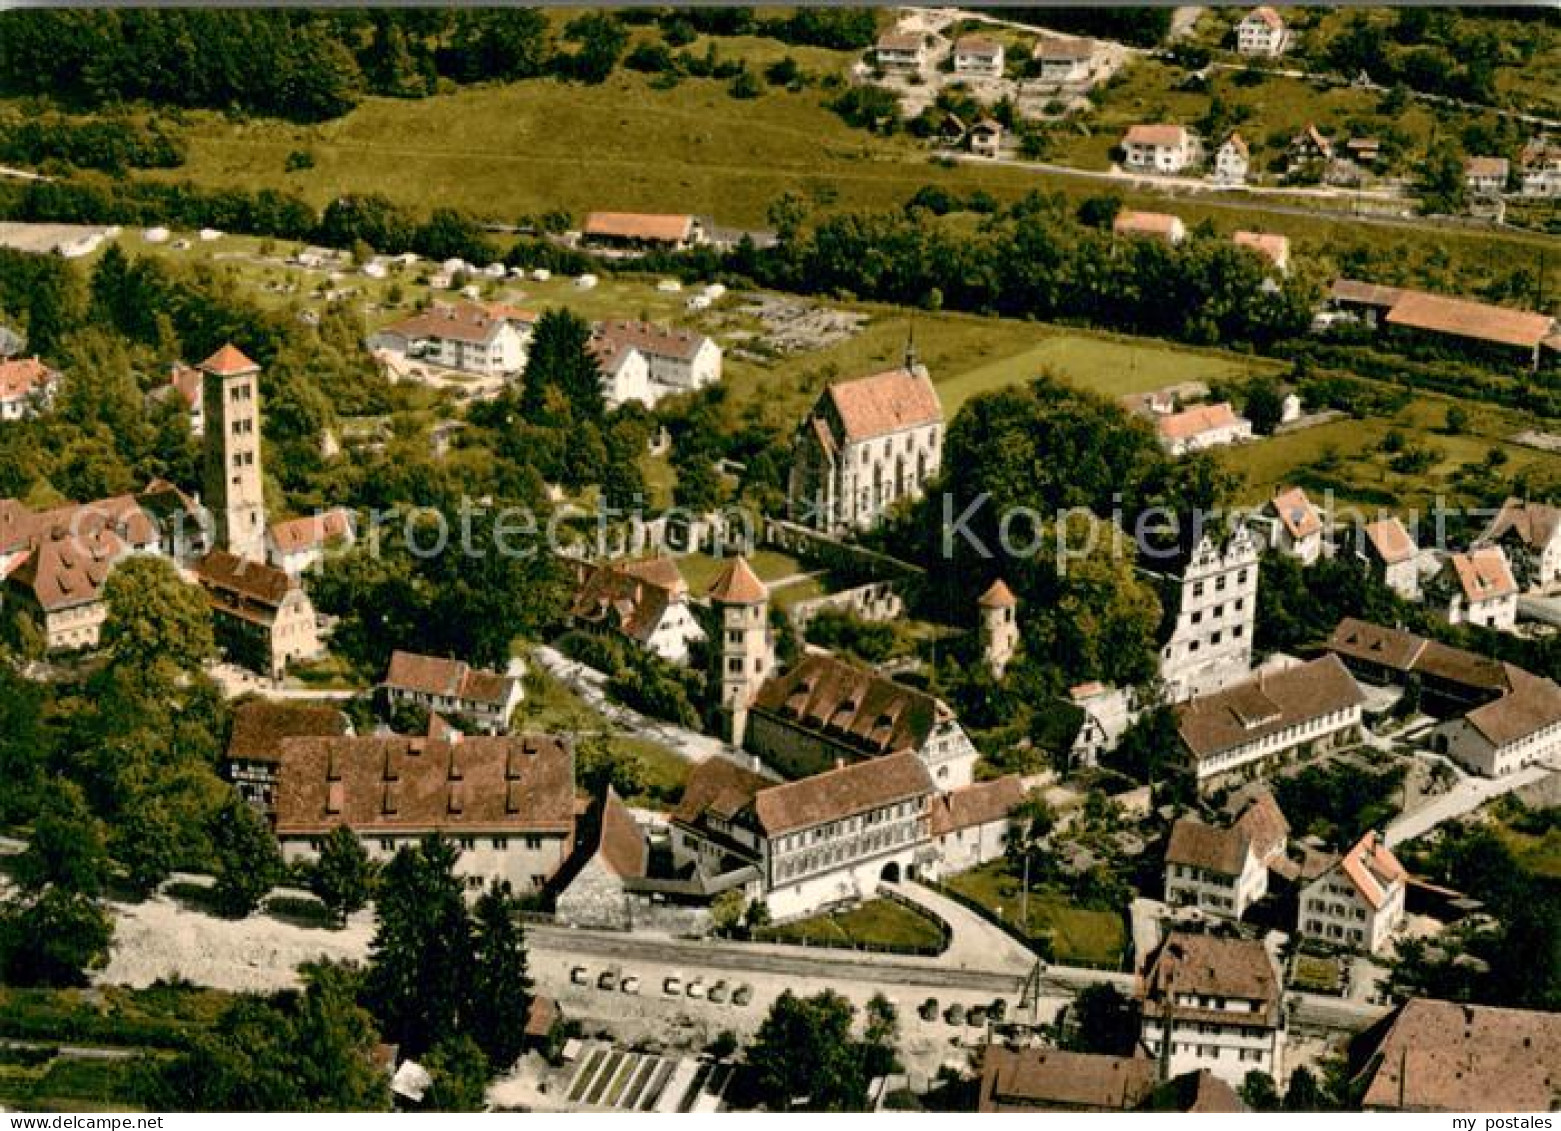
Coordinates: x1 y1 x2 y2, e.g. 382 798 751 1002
673 548 805 592
942 860 1126 968
756 897 947 952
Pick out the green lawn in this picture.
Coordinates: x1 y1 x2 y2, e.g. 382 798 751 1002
757 897 946 952
1293 954 1343 994
674 548 806 593
943 861 1126 968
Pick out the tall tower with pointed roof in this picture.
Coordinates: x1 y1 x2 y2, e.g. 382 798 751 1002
708 555 773 747
978 578 1019 678
201 344 266 562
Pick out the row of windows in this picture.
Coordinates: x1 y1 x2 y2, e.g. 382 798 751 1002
1190 569 1250 599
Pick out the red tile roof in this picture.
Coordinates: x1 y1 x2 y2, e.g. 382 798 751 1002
0 357 58 403
200 343 259 376
1335 829 1406 910
954 35 1001 57
379 301 517 347
1269 486 1320 540
1141 931 1281 1022
875 33 922 52
823 367 943 442
1156 402 1242 441
228 699 350 765
1386 291 1556 351
594 787 648 879
1114 210 1184 241
707 555 768 604
1234 231 1291 268
1123 124 1189 148
569 556 688 644
582 212 696 243
752 749 933 836
1446 547 1517 605
383 650 516 708
194 549 295 610
1363 517 1417 564
1033 35 1094 61
979 1046 1158 1112
268 508 354 555
671 757 770 828
1243 6 1284 29
594 319 711 363
273 733 575 837
1480 498 1561 553
1464 666 1561 749
978 578 1017 608
1176 655 1364 760
1165 817 1251 875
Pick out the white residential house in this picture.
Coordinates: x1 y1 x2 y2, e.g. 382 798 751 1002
1434 666 1561 778
1235 7 1290 57
1464 156 1510 197
1213 133 1251 184
1434 547 1518 631
1263 486 1322 564
1176 655 1365 790
568 555 707 666
1164 792 1289 920
1061 681 1137 768
1155 403 1251 456
1032 36 1095 83
874 32 924 71
1299 830 1406 954
0 357 60 422
590 335 654 408
367 301 535 376
952 36 1004 77
382 650 525 734
1361 517 1421 600
1478 498 1561 594
273 733 576 895
1139 932 1286 1087
592 320 722 404
968 119 1003 159
670 751 936 921
923 775 1024 880
1121 125 1197 174
1113 210 1188 246
265 508 355 577
788 360 944 533
1155 526 1261 703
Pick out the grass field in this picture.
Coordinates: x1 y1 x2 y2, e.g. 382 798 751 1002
674 548 806 592
1293 953 1344 994
943 861 1126 968
756 897 947 952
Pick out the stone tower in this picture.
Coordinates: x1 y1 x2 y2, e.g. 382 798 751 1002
707 555 773 747
978 578 1019 678
201 343 266 562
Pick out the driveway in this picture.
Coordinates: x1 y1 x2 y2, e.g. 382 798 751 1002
1385 763 1554 847
883 880 1037 975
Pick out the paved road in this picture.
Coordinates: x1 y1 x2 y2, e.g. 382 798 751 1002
1385 763 1555 847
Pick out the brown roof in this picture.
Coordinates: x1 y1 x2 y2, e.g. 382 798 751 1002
751 653 949 760
1330 278 1408 309
524 995 559 1041
753 750 933 836
1165 818 1251 875
1141 931 1281 1020
228 699 349 765
1481 498 1561 553
1294 123 1333 157
1034 35 1094 61
707 555 768 604
1234 231 1290 268
1269 486 1320 539
268 508 354 554
1386 291 1556 351
822 367 942 442
1465 156 1510 178
671 757 770 829
1327 617 1428 673
1114 210 1184 240
1221 132 1249 157
979 1046 1158 1112
0 357 58 402
1464 666 1561 748
200 343 259 376
1363 516 1417 564
273 733 575 837
195 550 296 610
929 775 1023 837
1233 788 1289 859
1445 547 1517 605
1176 655 1364 760
954 35 1001 57
383 650 515 708
1356 999 1561 1112
379 301 516 347
8 525 132 612
978 578 1017 608
875 32 922 52
569 556 687 644
168 364 203 409
594 787 648 879
1123 124 1189 148
1334 829 1406 910
1163 1070 1245 1113
1156 402 1242 442
1243 6 1285 29
594 319 712 363
583 212 696 243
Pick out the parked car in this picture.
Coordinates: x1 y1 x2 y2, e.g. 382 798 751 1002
944 1003 966 1026
621 975 641 995
919 997 939 1022
732 984 753 1006
570 966 590 986
707 981 728 1004
686 980 707 1000
968 1006 988 1027
663 975 683 996
597 969 619 992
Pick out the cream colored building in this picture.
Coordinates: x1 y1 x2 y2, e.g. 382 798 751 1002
1299 830 1406 954
1155 527 1260 703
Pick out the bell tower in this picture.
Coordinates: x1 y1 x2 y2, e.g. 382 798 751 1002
707 555 773 747
978 578 1019 678
201 343 266 562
